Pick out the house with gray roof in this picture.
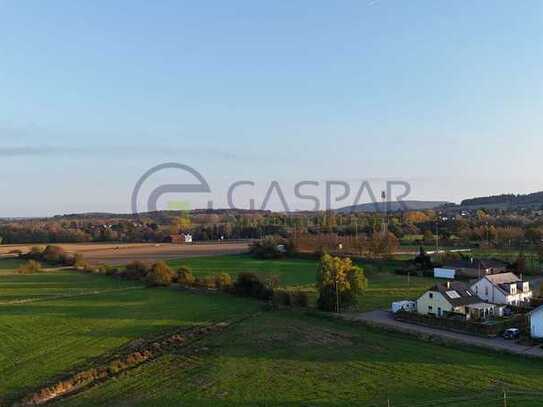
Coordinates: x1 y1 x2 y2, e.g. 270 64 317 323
470 272 532 306
416 281 503 320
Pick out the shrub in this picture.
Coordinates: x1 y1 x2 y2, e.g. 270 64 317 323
26 246 45 260
413 247 433 270
176 266 195 286
83 264 98 273
194 276 216 289
124 261 149 280
214 272 233 290
105 266 121 276
250 235 285 259
273 290 291 307
232 272 273 300
60 254 76 267
42 245 67 264
145 261 175 287
17 260 43 274
21 245 80 267
291 290 309 307
73 253 88 268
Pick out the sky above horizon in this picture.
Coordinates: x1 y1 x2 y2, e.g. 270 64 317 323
1 0 542 216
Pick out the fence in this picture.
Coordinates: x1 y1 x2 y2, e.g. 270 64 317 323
395 311 527 337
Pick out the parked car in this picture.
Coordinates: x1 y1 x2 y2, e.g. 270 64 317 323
502 328 520 340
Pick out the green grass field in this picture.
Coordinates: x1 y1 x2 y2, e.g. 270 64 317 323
4 254 540 406
169 255 319 287
0 259 139 304
0 259 260 403
60 312 543 406
170 255 435 311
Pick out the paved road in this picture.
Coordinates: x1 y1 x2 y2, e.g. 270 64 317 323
345 309 543 358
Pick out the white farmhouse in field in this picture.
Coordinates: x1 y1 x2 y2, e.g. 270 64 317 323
470 273 532 306
530 305 543 339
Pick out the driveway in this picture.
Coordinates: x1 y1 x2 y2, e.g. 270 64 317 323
345 310 543 359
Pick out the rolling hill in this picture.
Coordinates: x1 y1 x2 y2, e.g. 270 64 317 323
336 200 451 213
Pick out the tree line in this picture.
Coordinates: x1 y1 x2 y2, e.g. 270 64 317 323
2 207 543 251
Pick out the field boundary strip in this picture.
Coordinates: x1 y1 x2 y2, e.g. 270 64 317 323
0 286 144 306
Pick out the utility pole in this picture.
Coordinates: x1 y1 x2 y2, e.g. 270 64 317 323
334 268 340 314
336 276 340 314
354 218 360 255
503 390 507 407
435 219 439 253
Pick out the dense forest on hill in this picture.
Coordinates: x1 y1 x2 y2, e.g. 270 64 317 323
461 191 543 208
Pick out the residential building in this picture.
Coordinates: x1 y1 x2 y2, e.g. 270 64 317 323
416 281 502 320
470 273 532 306
529 305 543 339
165 233 193 243
442 258 508 279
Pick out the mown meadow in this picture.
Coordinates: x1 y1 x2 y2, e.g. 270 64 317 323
60 312 543 406
0 258 260 403
3 254 542 406
170 254 435 311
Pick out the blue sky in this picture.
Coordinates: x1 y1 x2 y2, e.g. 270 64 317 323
1 0 542 216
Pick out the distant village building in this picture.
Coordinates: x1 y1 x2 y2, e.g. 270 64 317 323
416 281 503 320
470 273 532 306
165 233 193 243
438 258 507 279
